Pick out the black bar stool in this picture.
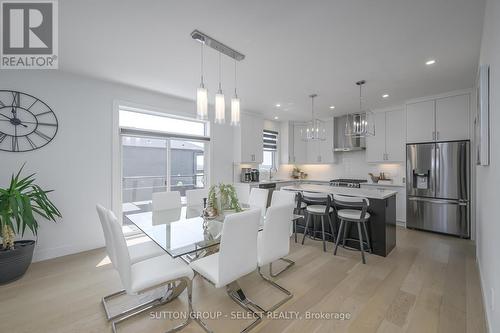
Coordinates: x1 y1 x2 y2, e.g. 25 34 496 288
300 192 335 252
333 194 372 264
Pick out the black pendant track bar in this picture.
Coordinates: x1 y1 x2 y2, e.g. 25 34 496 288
191 30 245 61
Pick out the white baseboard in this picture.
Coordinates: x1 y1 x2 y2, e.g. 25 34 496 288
396 220 406 228
32 241 104 262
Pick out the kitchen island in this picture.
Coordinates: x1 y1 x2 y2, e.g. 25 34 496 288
282 184 397 257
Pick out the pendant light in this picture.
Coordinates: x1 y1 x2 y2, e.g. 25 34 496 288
301 94 326 141
345 80 375 137
231 59 240 126
196 41 208 120
214 52 226 124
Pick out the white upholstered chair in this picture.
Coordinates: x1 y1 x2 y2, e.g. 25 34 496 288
270 190 296 207
248 188 269 217
257 204 295 311
186 188 209 207
190 208 263 332
152 191 181 211
96 205 164 270
105 208 209 333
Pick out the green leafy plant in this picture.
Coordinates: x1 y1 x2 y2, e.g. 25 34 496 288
219 183 242 212
0 164 61 250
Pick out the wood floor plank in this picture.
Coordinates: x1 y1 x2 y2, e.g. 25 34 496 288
0 227 487 333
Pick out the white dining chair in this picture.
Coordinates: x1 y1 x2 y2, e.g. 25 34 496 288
105 208 210 333
190 208 263 332
257 204 295 311
152 191 181 211
249 188 269 217
96 205 170 321
270 190 296 207
186 188 209 207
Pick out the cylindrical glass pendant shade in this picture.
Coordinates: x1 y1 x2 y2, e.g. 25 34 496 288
196 87 208 120
215 93 225 124
231 97 240 126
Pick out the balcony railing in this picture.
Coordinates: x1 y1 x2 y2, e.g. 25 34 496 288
123 174 205 203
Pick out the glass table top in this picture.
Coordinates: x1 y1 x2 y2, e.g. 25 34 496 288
124 204 304 258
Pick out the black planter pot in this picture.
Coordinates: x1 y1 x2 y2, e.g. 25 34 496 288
0 240 35 285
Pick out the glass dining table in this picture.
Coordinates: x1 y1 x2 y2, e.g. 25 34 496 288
124 204 303 259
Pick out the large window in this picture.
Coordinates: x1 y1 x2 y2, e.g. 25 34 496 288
119 108 209 206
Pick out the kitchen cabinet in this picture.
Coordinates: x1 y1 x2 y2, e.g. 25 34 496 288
435 94 469 141
233 113 263 163
305 119 335 164
406 100 435 143
292 123 307 164
406 93 470 143
366 109 404 162
280 122 294 164
361 184 406 224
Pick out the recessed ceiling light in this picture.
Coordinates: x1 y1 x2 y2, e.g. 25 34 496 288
275 103 281 107
426 59 436 65
329 105 335 109
274 116 279 120
382 94 389 98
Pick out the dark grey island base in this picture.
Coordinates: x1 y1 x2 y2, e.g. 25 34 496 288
282 184 397 257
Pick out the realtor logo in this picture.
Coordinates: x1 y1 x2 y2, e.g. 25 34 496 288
1 0 58 69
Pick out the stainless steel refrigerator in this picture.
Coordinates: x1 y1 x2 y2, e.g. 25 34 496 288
406 141 470 237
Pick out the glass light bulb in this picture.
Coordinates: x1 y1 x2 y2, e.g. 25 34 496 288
196 87 208 120
215 93 225 124
231 97 240 126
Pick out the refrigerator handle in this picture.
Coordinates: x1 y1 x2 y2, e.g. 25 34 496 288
408 197 460 205
435 145 440 195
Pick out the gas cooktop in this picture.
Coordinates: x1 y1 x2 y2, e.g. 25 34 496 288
329 179 367 188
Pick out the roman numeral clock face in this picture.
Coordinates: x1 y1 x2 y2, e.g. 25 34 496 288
0 90 58 152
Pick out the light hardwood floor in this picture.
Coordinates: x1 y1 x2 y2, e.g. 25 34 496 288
0 227 487 333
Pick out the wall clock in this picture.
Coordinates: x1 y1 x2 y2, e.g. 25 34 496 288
0 90 58 152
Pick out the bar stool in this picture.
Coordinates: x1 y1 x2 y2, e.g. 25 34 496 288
300 192 335 252
333 194 372 264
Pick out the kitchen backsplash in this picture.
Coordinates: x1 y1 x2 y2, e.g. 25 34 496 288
275 151 405 184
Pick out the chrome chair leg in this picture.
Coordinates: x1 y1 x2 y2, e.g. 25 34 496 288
110 278 207 333
269 258 295 278
257 267 293 312
226 281 263 333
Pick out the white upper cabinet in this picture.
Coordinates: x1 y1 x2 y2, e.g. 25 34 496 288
435 94 469 141
405 93 470 143
366 112 387 162
385 109 405 162
366 109 404 163
233 113 263 164
319 118 335 163
292 123 307 164
280 122 294 164
406 100 435 143
280 120 335 164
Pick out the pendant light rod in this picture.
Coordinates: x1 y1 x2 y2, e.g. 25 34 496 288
218 52 222 92
200 42 205 87
309 93 317 119
191 30 245 61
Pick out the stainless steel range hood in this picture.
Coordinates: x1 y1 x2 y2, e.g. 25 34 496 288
334 114 366 152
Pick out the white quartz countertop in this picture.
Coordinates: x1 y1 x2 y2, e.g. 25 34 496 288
361 182 406 188
281 184 398 200
235 179 329 186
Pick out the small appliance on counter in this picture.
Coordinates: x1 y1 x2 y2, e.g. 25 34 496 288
329 179 367 188
240 168 252 182
251 169 260 182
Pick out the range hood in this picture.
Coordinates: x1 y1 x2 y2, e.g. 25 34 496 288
334 114 366 152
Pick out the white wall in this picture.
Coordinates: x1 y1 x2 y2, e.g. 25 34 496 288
0 71 234 261
476 0 500 330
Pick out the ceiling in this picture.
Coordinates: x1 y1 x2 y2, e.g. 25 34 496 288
59 0 485 120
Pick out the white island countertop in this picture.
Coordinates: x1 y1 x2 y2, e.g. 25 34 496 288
281 184 397 200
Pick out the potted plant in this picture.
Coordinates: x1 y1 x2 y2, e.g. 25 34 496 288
0 165 61 284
